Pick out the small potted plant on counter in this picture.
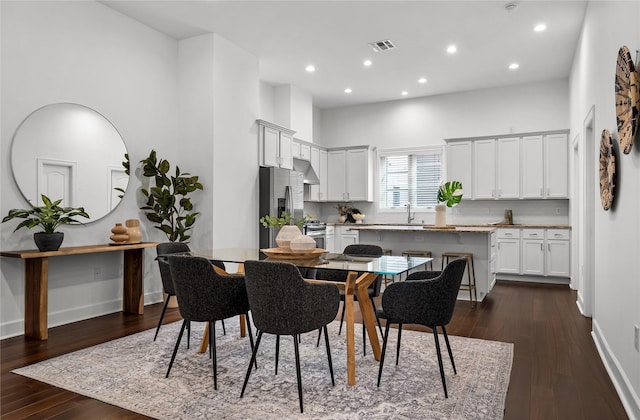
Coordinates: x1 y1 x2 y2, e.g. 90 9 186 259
2 194 90 251
435 181 463 227
335 204 351 223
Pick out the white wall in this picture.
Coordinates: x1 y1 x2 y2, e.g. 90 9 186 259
569 2 640 417
0 1 180 338
315 79 570 224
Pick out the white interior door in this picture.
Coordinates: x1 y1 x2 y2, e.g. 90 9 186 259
37 158 77 206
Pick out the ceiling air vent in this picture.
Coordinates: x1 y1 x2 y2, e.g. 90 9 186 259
368 39 396 52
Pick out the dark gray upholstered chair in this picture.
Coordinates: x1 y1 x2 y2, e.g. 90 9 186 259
376 258 466 398
241 260 340 413
315 244 384 353
155 242 191 341
165 255 255 390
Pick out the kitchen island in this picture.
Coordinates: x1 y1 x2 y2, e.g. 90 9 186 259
346 225 496 302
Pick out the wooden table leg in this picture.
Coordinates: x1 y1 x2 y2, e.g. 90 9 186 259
355 273 382 361
123 249 144 314
199 323 210 353
344 271 358 386
24 258 48 340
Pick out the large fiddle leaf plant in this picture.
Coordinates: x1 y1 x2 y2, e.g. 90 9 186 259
139 150 203 242
437 181 463 207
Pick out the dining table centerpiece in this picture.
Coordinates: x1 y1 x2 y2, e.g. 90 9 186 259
259 212 309 250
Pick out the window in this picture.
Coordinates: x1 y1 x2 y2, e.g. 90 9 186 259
379 147 443 210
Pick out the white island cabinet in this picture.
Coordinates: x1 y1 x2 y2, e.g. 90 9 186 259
348 225 496 302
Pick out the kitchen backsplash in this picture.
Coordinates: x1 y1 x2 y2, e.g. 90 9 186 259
304 199 570 225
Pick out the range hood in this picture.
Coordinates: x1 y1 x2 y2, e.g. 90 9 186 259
292 158 320 185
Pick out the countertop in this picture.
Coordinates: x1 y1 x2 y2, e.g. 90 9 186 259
328 222 571 230
345 225 497 233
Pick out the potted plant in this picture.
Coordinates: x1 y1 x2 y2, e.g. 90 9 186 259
335 204 351 223
259 212 309 249
435 181 463 227
2 194 90 251
139 150 203 242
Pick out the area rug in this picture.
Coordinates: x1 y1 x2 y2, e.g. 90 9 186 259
13 317 513 419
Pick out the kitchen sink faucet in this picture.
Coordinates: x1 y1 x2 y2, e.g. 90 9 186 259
406 203 415 224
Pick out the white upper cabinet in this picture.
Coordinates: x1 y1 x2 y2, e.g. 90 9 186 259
497 137 520 198
300 143 311 161
446 130 568 200
258 120 294 170
521 135 544 198
473 139 496 199
521 133 568 199
308 147 327 202
446 141 472 200
327 147 373 202
545 133 568 198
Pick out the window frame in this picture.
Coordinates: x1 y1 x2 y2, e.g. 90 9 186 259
377 146 444 213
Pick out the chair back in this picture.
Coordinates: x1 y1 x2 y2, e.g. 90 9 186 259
382 258 467 327
156 242 191 295
316 244 383 296
244 260 340 335
166 255 250 322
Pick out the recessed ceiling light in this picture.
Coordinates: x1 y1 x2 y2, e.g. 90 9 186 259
418 78 427 84
401 91 408 96
305 65 315 72
509 63 519 70
534 23 547 32
344 88 353 94
447 45 457 54
363 59 372 67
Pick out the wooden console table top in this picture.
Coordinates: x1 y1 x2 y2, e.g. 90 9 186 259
1 242 158 259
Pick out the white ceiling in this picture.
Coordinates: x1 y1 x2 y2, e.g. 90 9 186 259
101 0 587 109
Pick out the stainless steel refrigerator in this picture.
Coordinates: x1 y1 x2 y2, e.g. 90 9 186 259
259 166 304 249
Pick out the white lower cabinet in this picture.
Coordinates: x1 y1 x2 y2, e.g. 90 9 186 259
333 225 359 253
520 229 545 275
495 227 570 279
325 226 335 253
545 229 570 276
496 229 520 273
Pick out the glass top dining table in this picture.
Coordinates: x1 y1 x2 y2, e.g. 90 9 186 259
190 248 433 386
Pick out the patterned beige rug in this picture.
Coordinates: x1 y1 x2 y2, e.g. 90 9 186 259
13 317 512 419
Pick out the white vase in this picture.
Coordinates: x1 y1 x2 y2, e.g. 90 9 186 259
275 225 302 249
290 235 317 253
338 215 346 223
435 204 447 227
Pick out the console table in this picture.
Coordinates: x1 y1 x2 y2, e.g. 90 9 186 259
1 242 158 340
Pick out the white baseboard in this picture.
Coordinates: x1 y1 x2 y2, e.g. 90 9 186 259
592 320 640 420
0 291 165 340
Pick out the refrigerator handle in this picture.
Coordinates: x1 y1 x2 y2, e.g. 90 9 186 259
284 185 293 219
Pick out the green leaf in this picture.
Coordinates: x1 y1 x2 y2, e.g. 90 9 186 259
437 181 464 207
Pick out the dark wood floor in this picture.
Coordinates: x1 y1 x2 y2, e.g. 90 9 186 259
1 281 628 419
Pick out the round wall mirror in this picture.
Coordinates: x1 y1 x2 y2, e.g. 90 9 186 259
10 103 129 222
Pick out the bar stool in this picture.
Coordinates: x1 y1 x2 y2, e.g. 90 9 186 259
401 250 433 270
441 252 477 306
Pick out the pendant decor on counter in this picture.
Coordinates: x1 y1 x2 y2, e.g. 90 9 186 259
275 225 302 250
434 204 447 227
338 215 347 223
110 223 128 245
615 45 640 154
125 219 142 243
599 129 616 211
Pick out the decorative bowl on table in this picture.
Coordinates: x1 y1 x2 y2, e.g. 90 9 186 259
352 213 365 224
290 235 317 253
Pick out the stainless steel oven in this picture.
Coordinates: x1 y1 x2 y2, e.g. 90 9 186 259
304 221 326 249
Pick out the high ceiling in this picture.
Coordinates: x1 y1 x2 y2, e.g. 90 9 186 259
101 1 587 109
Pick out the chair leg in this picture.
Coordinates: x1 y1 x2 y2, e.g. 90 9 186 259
221 319 227 335
396 323 403 366
153 296 171 341
322 325 335 386
377 322 391 387
166 319 187 378
362 320 366 357
338 302 345 335
316 328 322 347
441 325 456 375
241 331 263 398
293 335 304 413
275 335 280 375
209 321 219 390
187 321 191 350
244 313 257 370
371 299 383 337
432 326 448 398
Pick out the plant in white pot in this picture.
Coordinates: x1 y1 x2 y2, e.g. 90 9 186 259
435 181 463 227
2 194 90 251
